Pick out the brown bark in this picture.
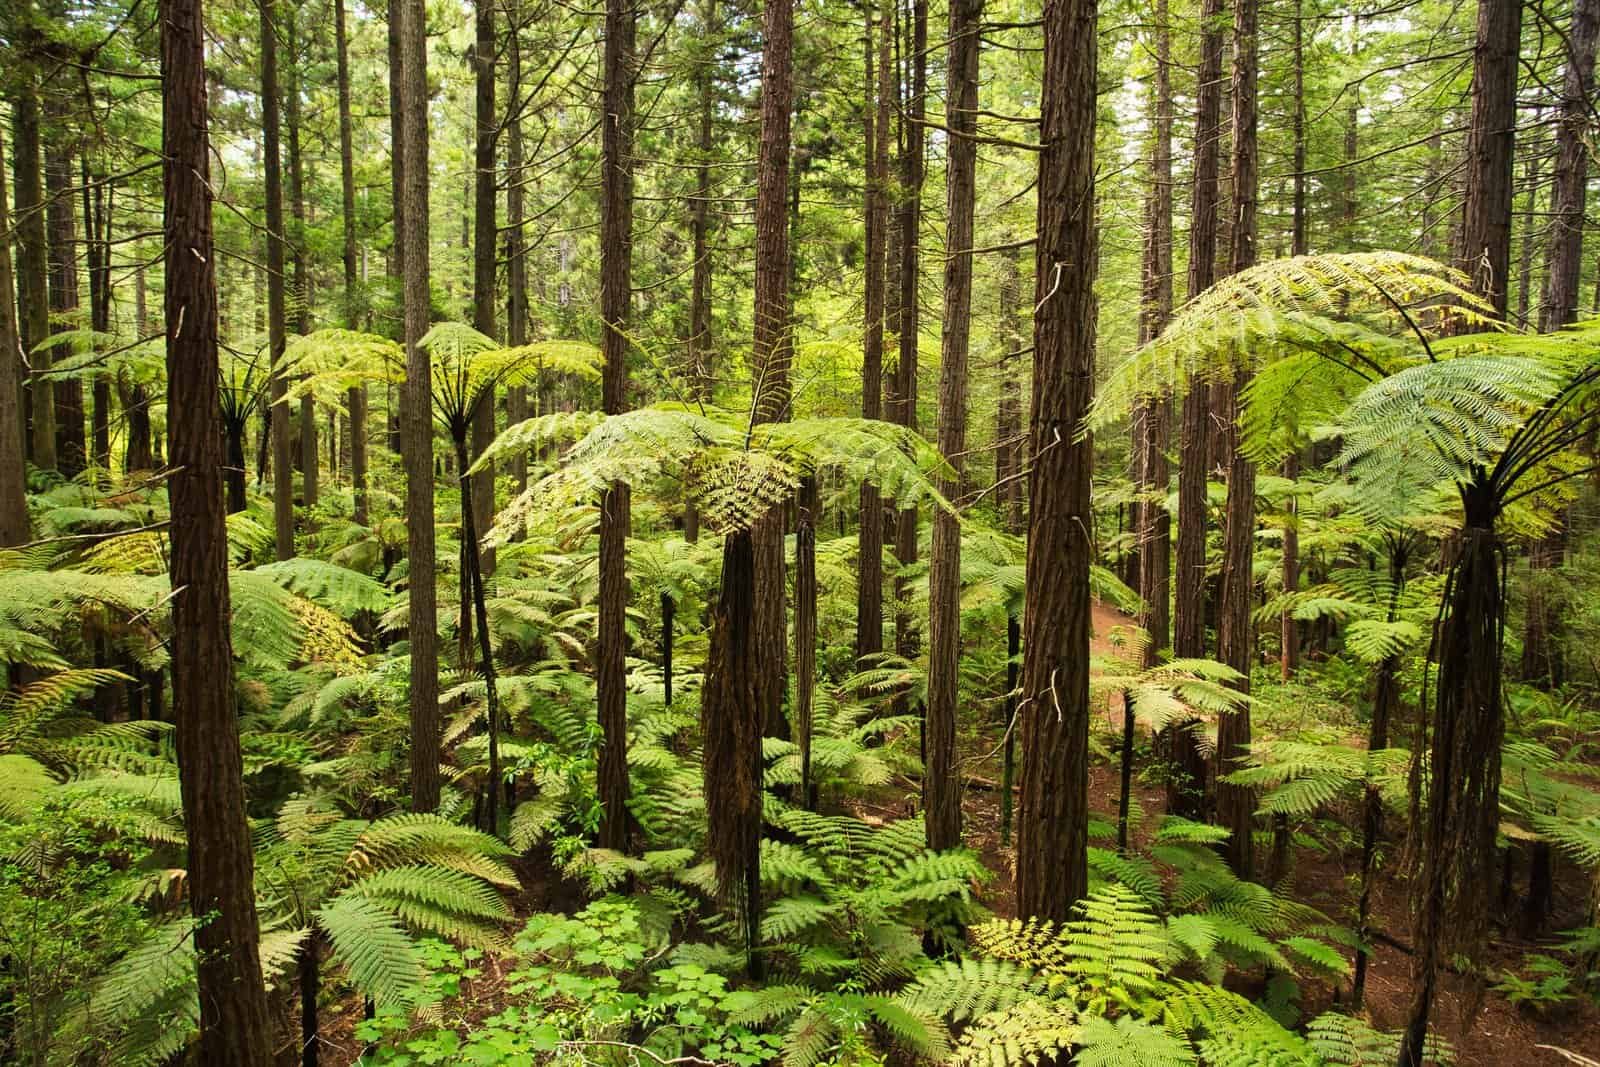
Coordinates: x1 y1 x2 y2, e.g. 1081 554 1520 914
0 123 28 546
1539 0 1598 333
334 0 368 525
1168 0 1224 822
856 4 888 664
596 0 636 852
392 0 441 813
12 65 53 473
470 0 497 581
43 111 85 478
996 244 1024 533
1214 0 1259 881
506 11 529 498
1454 0 1521 320
925 0 981 852
160 0 276 1054
84 157 113 473
891 0 927 689
1135 0 1173 667
285 2 317 515
750 0 794 744
1016 0 1097 923
262 0 295 560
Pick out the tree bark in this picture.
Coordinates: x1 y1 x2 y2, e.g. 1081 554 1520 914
0 123 29 546
1214 0 1260 881
856 4 888 664
596 0 636 852
392 0 441 813
334 0 368 525
1168 0 1224 822
1016 0 1097 923
286 1 317 512
505 9 529 498
1538 0 1598 333
751 0 794 744
891 0 927 700
1136 0 1173 667
84 157 113 473
160 0 276 1053
925 0 981 853
12 64 54 473
262 0 296 560
1453 0 1520 321
796 475 818 810
471 0 497 581
685 0 718 542
43 107 85 478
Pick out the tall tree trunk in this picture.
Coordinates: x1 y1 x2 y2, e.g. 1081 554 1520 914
925 0 981 852
996 243 1023 532
892 0 926 703
84 157 113 473
160 0 275 1054
0 124 28 546
1136 0 1173 667
750 0 794 744
1539 0 1598 333
393 0 441 813
262 0 295 560
1521 0 1597 694
12 66 54 473
43 112 85 478
596 0 636 852
286 2 317 511
125 266 154 472
1016 0 1097 923
1280 0 1308 682
505 10 529 498
471 0 497 581
1168 0 1224 822
334 0 368 525
685 0 718 541
1214 0 1259 881
856 4 888 664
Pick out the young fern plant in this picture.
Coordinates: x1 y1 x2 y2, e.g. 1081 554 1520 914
284 325 603 838
900 884 1451 1067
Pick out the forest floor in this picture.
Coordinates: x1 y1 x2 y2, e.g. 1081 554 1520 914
306 599 1600 1066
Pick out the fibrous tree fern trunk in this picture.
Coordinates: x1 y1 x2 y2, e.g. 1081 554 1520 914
1168 0 1224 824
702 528 764 974
596 0 636 853
1400 491 1506 1066
161 0 276 1052
1214 0 1259 881
455 430 504 836
1016 0 1097 924
925 0 981 853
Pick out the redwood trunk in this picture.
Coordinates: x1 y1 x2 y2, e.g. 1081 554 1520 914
1016 0 1097 923
596 0 636 851
161 0 276 1053
925 0 981 852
